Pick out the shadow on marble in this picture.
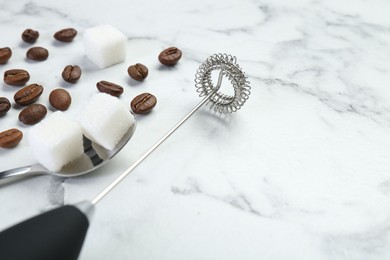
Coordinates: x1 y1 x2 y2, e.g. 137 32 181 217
59 79 77 89
1 83 17 93
24 58 45 64
126 77 144 87
156 63 179 72
15 120 32 130
195 109 234 127
132 110 156 123
0 149 10 158
18 41 33 49
48 105 57 113
50 40 71 48
11 102 23 110
70 56 99 73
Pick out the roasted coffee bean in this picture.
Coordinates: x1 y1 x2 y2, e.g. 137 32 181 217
0 47 12 64
128 63 148 81
14 84 44 106
0 97 11 116
4 69 30 86
26 47 49 61
96 81 123 97
54 28 77 42
22 29 39 43
0 128 23 148
19 104 47 125
49 89 71 111
62 65 82 83
158 47 182 66
130 93 157 114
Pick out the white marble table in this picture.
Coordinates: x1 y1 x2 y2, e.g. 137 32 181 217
1 0 390 259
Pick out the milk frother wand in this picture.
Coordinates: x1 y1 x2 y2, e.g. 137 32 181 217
0 54 250 260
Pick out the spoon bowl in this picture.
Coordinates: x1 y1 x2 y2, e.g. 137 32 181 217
0 116 136 184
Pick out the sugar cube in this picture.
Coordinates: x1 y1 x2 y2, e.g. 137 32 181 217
83 24 127 69
78 93 134 150
28 111 84 172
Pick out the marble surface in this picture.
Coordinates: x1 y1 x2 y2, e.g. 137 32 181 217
1 0 390 259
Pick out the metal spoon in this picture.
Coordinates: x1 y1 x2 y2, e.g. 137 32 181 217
0 115 137 184
0 54 251 260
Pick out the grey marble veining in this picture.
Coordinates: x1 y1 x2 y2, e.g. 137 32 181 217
1 0 390 259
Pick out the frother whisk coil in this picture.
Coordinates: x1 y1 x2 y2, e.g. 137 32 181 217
0 53 252 260
195 53 251 113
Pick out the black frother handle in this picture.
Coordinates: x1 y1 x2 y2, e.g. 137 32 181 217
0 205 89 260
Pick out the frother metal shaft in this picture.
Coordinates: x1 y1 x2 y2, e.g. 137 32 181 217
91 70 225 205
0 54 250 260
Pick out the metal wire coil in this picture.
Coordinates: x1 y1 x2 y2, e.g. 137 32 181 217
195 53 251 113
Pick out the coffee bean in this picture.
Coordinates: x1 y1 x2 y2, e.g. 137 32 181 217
26 47 49 61
22 29 39 43
19 104 47 125
96 81 123 97
49 89 71 111
14 84 44 106
0 47 12 64
130 93 157 114
62 65 82 83
128 63 148 81
54 28 77 42
4 69 30 86
0 97 11 116
158 47 182 66
0 128 23 148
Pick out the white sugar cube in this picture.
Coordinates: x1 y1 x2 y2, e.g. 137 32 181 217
28 111 84 172
83 24 127 69
78 93 134 150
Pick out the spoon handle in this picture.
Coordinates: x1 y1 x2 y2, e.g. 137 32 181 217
0 164 46 184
